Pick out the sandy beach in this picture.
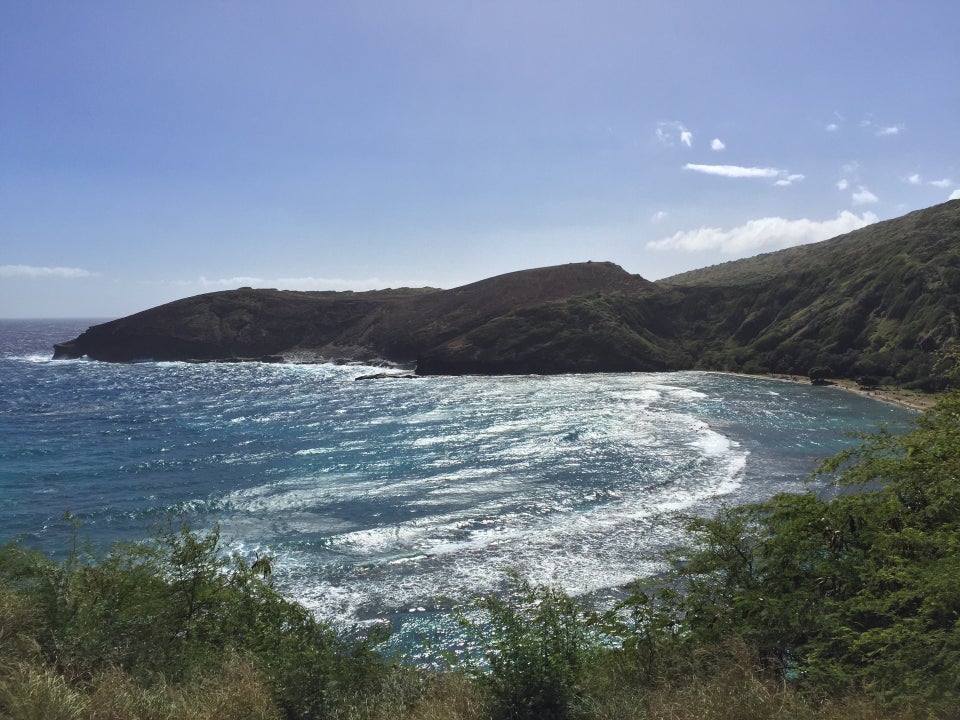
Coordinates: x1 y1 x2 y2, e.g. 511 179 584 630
719 372 937 412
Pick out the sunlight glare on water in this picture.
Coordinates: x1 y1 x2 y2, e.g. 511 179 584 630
0 319 915 663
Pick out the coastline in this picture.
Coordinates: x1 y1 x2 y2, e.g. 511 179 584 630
714 372 936 412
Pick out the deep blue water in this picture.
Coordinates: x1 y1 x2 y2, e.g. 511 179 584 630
0 318 914 663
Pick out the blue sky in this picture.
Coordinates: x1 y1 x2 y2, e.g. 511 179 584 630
2 1 959 318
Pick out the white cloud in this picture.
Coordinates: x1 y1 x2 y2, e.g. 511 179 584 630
852 186 879 205
930 178 952 188
0 264 96 279
646 211 879 254
656 120 693 148
837 178 850 191
685 164 804 186
826 123 840 132
775 173 806 187
684 163 781 179
651 210 668 223
950 189 960 201
276 276 426 291
710 138 726 151
907 174 922 185
860 118 903 137
198 276 264 288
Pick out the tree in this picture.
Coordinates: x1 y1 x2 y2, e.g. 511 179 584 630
627 392 960 709
808 366 832 384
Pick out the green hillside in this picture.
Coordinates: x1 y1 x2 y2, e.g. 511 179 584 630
53 201 960 389
662 200 960 388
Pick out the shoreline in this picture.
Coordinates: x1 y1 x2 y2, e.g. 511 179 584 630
715 372 936 412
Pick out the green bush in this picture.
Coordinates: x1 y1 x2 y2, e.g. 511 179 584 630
626 392 960 711
0 519 387 719
808 365 832 383
468 578 598 720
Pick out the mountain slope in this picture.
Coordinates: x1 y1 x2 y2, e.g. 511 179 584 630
53 262 658 369
53 201 960 387
661 200 960 388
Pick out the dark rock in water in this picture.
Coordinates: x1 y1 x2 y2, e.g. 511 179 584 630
52 341 83 360
354 372 418 381
50 201 960 387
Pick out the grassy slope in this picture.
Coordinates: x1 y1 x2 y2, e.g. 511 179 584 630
657 200 960 387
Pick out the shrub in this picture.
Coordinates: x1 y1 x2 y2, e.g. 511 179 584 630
467 578 598 720
808 366 832 384
0 519 388 719
628 392 960 710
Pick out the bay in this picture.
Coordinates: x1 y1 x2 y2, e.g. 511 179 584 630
0 319 914 663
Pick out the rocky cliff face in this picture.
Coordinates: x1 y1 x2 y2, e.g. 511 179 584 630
54 202 960 388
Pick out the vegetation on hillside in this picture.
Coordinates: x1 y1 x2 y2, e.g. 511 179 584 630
662 200 960 389
3 389 959 718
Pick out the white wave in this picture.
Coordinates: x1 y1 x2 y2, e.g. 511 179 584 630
689 428 732 456
9 353 56 363
205 369 762 623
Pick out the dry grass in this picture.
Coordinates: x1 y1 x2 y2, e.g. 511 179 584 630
0 658 280 720
0 587 41 672
340 669 487 720
0 664 88 720
0 658 937 720
84 657 281 720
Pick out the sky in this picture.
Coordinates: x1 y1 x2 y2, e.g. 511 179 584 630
2 1 959 318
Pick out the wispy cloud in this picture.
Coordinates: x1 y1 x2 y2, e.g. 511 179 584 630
656 120 693 148
852 186 879 205
651 210 668 223
684 163 780 179
906 174 922 185
860 118 903 137
647 211 879 254
685 164 803 186
775 174 806 187
825 122 840 132
710 138 726 151
0 264 96 279
930 178 952 188
276 276 428 291
152 275 425 292
837 178 850 191
198 276 264 288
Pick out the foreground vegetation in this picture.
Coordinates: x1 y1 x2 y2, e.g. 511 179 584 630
3 393 959 719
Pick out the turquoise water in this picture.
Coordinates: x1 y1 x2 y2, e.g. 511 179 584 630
0 319 914 662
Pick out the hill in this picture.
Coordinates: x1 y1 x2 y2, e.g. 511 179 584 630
53 201 960 387
661 200 960 388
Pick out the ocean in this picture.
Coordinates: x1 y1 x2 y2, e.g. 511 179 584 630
0 318 914 663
